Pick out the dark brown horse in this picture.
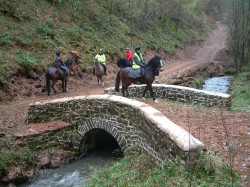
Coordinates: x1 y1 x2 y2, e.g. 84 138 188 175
93 59 105 86
45 57 73 96
115 55 163 102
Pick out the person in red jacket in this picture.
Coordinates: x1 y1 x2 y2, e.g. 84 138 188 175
125 47 133 63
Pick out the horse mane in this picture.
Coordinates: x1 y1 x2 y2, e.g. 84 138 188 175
64 57 73 67
145 55 161 67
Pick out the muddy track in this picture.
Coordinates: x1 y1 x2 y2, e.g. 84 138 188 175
158 22 228 84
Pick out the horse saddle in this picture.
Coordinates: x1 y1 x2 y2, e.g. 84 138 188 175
128 68 143 78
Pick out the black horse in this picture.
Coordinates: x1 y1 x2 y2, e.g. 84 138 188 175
115 57 132 92
115 55 163 102
45 57 73 96
116 57 132 68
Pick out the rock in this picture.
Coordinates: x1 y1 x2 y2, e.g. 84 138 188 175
0 131 5 137
27 71 40 80
5 167 28 185
37 155 51 169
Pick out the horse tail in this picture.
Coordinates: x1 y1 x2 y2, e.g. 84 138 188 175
115 70 121 92
45 69 51 96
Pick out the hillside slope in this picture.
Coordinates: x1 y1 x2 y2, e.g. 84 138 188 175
0 0 213 80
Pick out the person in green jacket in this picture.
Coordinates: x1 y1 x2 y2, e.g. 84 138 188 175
93 48 107 76
132 46 145 84
132 46 145 69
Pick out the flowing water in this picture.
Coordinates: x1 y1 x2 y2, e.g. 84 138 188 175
202 76 231 94
21 150 121 187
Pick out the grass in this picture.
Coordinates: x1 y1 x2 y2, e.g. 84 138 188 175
191 75 206 89
0 139 37 177
86 151 239 187
230 64 250 112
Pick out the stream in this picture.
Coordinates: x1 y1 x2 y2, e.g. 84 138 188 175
202 76 232 94
20 150 122 187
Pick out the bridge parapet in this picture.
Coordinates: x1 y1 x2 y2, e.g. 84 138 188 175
22 95 204 166
105 84 231 107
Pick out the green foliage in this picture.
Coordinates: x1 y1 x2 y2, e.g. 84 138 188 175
36 23 55 39
61 26 84 42
86 151 239 187
0 34 13 47
15 50 40 71
192 76 205 89
0 139 37 177
230 63 250 112
0 52 5 81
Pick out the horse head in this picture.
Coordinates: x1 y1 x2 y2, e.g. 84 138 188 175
116 57 123 67
146 55 164 75
64 57 74 67
93 59 99 67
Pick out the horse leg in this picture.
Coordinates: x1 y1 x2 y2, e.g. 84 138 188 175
115 70 121 92
142 84 149 100
65 79 67 92
51 81 57 94
62 79 67 92
121 85 128 97
122 82 131 98
61 80 65 92
121 87 125 97
101 78 104 87
47 84 51 96
45 73 51 96
148 84 157 102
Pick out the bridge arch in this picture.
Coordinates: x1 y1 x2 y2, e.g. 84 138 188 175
79 128 121 154
22 95 204 166
76 116 129 155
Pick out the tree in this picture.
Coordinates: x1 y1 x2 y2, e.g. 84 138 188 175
228 0 250 72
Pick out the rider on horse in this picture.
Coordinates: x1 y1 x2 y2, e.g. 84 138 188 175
93 48 107 76
132 46 145 85
53 51 68 76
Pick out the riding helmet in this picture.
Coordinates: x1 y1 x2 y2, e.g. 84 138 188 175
135 46 141 51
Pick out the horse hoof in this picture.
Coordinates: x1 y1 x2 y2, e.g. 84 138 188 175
154 100 159 103
143 97 146 100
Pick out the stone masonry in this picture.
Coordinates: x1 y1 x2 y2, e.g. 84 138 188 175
105 84 231 107
16 95 204 167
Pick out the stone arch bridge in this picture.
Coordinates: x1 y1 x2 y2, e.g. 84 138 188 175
16 95 204 166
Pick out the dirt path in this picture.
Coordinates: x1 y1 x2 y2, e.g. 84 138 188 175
158 22 229 84
0 22 249 186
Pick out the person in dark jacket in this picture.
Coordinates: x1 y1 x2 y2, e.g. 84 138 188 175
54 51 68 76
